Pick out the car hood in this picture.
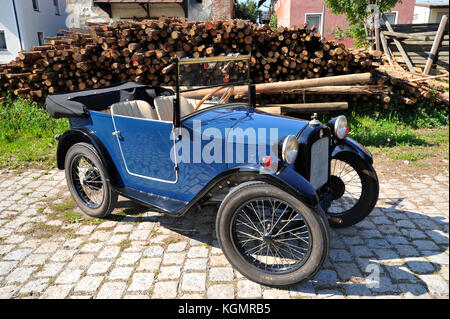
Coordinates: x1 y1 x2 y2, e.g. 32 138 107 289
182 105 309 167
183 105 308 141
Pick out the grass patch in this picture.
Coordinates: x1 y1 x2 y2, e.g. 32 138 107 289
0 94 69 169
64 211 84 223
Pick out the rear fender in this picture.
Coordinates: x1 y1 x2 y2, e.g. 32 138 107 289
56 128 123 187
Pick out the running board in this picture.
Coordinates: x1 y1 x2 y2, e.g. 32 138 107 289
114 187 188 216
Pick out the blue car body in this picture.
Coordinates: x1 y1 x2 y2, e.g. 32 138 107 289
55 99 372 217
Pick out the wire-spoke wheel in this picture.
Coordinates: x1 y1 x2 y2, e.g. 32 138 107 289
232 198 312 274
217 181 329 287
326 152 379 228
65 143 117 218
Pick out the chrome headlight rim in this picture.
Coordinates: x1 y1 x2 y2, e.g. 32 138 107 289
282 135 299 164
334 115 348 139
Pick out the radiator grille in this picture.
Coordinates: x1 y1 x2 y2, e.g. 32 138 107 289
310 137 329 190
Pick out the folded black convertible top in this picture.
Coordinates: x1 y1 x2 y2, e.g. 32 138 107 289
45 82 173 119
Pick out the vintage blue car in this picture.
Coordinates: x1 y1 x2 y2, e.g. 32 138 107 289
46 55 379 286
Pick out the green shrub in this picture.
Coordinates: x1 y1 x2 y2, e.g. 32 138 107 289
0 93 69 168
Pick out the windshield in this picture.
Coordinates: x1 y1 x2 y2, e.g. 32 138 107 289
178 55 250 91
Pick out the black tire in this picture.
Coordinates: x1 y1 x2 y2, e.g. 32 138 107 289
216 181 329 287
64 142 118 218
328 152 379 228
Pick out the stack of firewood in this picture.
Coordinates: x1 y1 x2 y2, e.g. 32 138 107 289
0 18 375 103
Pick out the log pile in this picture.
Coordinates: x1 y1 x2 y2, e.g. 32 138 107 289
0 18 375 103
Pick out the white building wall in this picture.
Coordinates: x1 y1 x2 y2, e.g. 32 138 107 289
0 0 22 64
13 0 68 50
414 6 431 23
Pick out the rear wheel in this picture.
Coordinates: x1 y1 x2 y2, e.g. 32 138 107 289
64 142 117 218
216 181 329 287
327 152 379 228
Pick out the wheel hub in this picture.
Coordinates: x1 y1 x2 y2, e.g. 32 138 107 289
82 168 101 190
329 175 345 200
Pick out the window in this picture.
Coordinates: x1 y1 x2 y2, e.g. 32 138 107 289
381 12 398 25
0 31 7 50
305 13 322 33
54 0 60 15
32 0 39 11
37 32 44 46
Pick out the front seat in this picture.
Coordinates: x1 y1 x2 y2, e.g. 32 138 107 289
111 100 158 120
153 96 195 121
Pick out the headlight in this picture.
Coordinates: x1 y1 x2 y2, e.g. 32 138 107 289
334 115 348 139
282 135 299 164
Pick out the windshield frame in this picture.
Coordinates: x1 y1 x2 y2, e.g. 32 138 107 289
173 55 251 127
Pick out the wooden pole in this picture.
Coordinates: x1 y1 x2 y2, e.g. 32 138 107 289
380 31 394 66
383 15 416 73
181 73 373 98
424 15 448 75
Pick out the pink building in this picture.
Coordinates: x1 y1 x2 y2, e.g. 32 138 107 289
272 0 416 48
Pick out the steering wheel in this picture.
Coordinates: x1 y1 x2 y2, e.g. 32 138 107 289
195 86 235 111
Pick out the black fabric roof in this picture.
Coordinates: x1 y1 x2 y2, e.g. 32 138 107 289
45 82 171 119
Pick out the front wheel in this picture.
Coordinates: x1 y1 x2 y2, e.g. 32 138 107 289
327 152 379 228
64 142 118 218
216 181 329 287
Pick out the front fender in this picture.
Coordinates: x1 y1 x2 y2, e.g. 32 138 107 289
182 165 319 216
56 128 123 187
332 137 373 164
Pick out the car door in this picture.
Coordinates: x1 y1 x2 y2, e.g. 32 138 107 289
110 113 178 183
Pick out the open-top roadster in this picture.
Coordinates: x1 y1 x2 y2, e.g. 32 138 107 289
46 55 379 287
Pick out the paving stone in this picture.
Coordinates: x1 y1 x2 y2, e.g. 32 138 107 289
313 269 338 288
412 240 440 251
152 281 179 299
329 249 353 262
162 252 185 265
96 282 127 299
40 285 72 299
98 246 121 259
137 258 162 272
75 276 104 292
108 267 133 280
35 263 65 278
22 254 48 266
5 267 37 284
209 267 234 282
405 258 436 274
237 280 262 298
263 289 291 299
187 246 209 258
3 249 33 261
181 273 206 292
158 266 182 280
419 274 449 295
207 284 235 299
87 261 113 275
0 285 20 299
55 267 83 284
184 258 208 272
68 254 95 269
167 242 188 252
290 281 316 298
50 249 76 262
128 273 154 292
0 261 18 276
19 279 49 294
143 246 164 257
116 253 142 266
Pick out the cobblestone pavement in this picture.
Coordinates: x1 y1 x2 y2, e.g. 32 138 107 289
0 167 448 299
